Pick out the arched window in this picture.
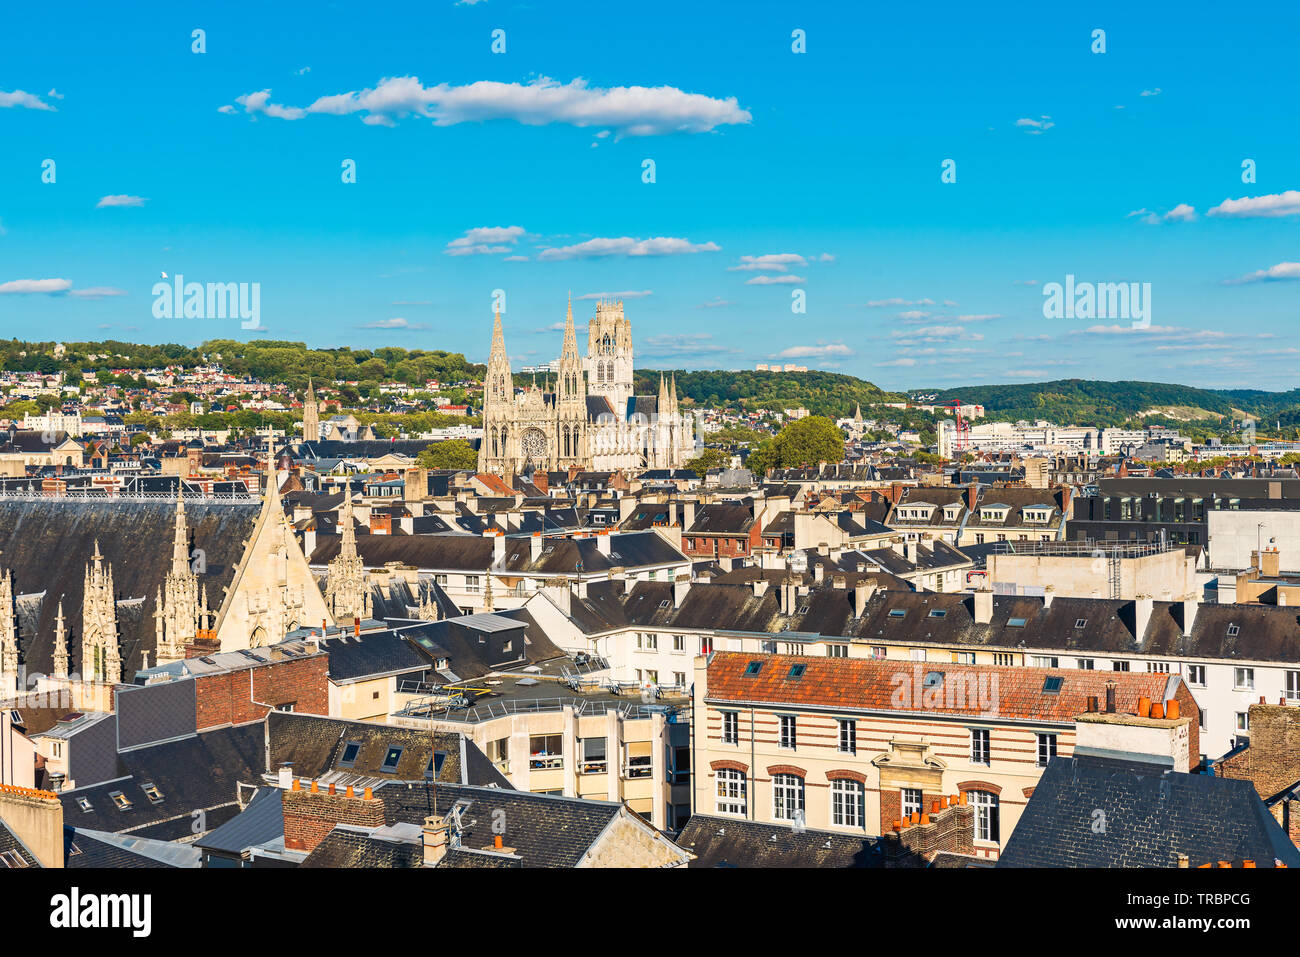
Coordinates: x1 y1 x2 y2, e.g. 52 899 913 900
969 790 1000 843
715 768 746 816
772 773 805 822
830 779 865 829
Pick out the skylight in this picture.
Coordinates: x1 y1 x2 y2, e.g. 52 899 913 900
929 609 947 619
788 664 806 679
340 741 362 767
1008 617 1027 627
744 661 763 676
380 746 404 771
1043 676 1063 693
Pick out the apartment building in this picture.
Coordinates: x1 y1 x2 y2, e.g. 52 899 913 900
691 651 1196 859
389 669 692 830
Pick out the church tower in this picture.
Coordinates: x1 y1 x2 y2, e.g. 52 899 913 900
587 299 633 414
302 378 320 441
158 488 199 664
0 569 18 692
81 541 122 684
556 294 588 469
478 310 515 474
324 489 372 621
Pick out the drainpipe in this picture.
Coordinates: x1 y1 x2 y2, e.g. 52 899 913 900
750 706 756 822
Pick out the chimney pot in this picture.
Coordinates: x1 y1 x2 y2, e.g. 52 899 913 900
310 780 319 793
328 782 337 795
1166 700 1180 720
1137 696 1151 718
1150 701 1164 719
346 785 355 797
363 786 373 800
494 834 503 850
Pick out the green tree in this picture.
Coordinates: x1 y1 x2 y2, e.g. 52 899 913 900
684 448 732 473
416 439 479 470
768 416 846 469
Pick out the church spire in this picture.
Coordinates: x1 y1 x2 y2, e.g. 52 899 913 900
171 484 190 577
52 599 68 680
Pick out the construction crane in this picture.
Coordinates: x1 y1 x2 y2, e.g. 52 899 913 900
941 400 971 454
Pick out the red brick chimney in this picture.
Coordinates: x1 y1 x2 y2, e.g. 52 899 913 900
884 793 975 866
282 779 386 854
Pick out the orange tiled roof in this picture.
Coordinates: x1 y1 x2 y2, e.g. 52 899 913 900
704 651 1179 723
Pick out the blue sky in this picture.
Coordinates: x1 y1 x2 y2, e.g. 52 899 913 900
2 0 1298 391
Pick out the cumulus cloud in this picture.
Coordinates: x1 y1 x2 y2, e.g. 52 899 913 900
69 287 128 299
866 297 936 307
96 195 147 208
1222 262 1300 285
1140 88 1162 97
776 343 852 358
0 278 73 294
445 225 525 256
0 89 56 111
729 253 806 272
225 75 751 136
1208 191 1300 219
1129 204 1195 224
358 317 426 329
745 274 803 285
536 236 719 261
575 290 652 300
1015 115 1054 133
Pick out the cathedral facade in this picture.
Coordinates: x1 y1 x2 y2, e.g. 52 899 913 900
477 298 696 476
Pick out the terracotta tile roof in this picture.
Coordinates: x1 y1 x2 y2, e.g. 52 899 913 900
704 651 1179 724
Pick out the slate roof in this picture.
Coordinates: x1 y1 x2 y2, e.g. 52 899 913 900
64 827 201 868
317 629 432 683
676 814 883 868
309 529 685 575
193 787 285 856
0 498 261 676
0 819 41 868
59 722 266 840
373 782 625 867
998 753 1300 868
299 826 425 868
705 651 1182 723
266 711 510 788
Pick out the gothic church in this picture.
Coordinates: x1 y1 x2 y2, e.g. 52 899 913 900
478 298 695 475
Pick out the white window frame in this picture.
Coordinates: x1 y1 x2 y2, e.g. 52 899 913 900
831 779 864 829
772 773 805 822
779 714 797 750
970 728 991 766
721 711 739 746
715 768 746 816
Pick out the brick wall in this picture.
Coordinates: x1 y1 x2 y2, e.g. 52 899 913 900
1217 702 1300 849
282 785 386 853
883 799 976 866
194 654 329 731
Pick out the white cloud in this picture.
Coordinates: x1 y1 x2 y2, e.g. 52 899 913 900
1223 262 1300 285
698 298 736 309
575 289 652 300
729 253 806 272
818 253 835 262
96 195 147 208
745 274 804 285
956 313 1002 321
1129 204 1195 224
1015 115 1054 133
536 236 719 261
642 333 732 358
69 287 127 299
776 343 852 358
866 297 935 307
1140 88 1162 97
445 225 525 256
0 278 73 294
228 75 751 136
877 357 917 367
359 317 422 329
0 89 56 111
1208 191 1300 219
